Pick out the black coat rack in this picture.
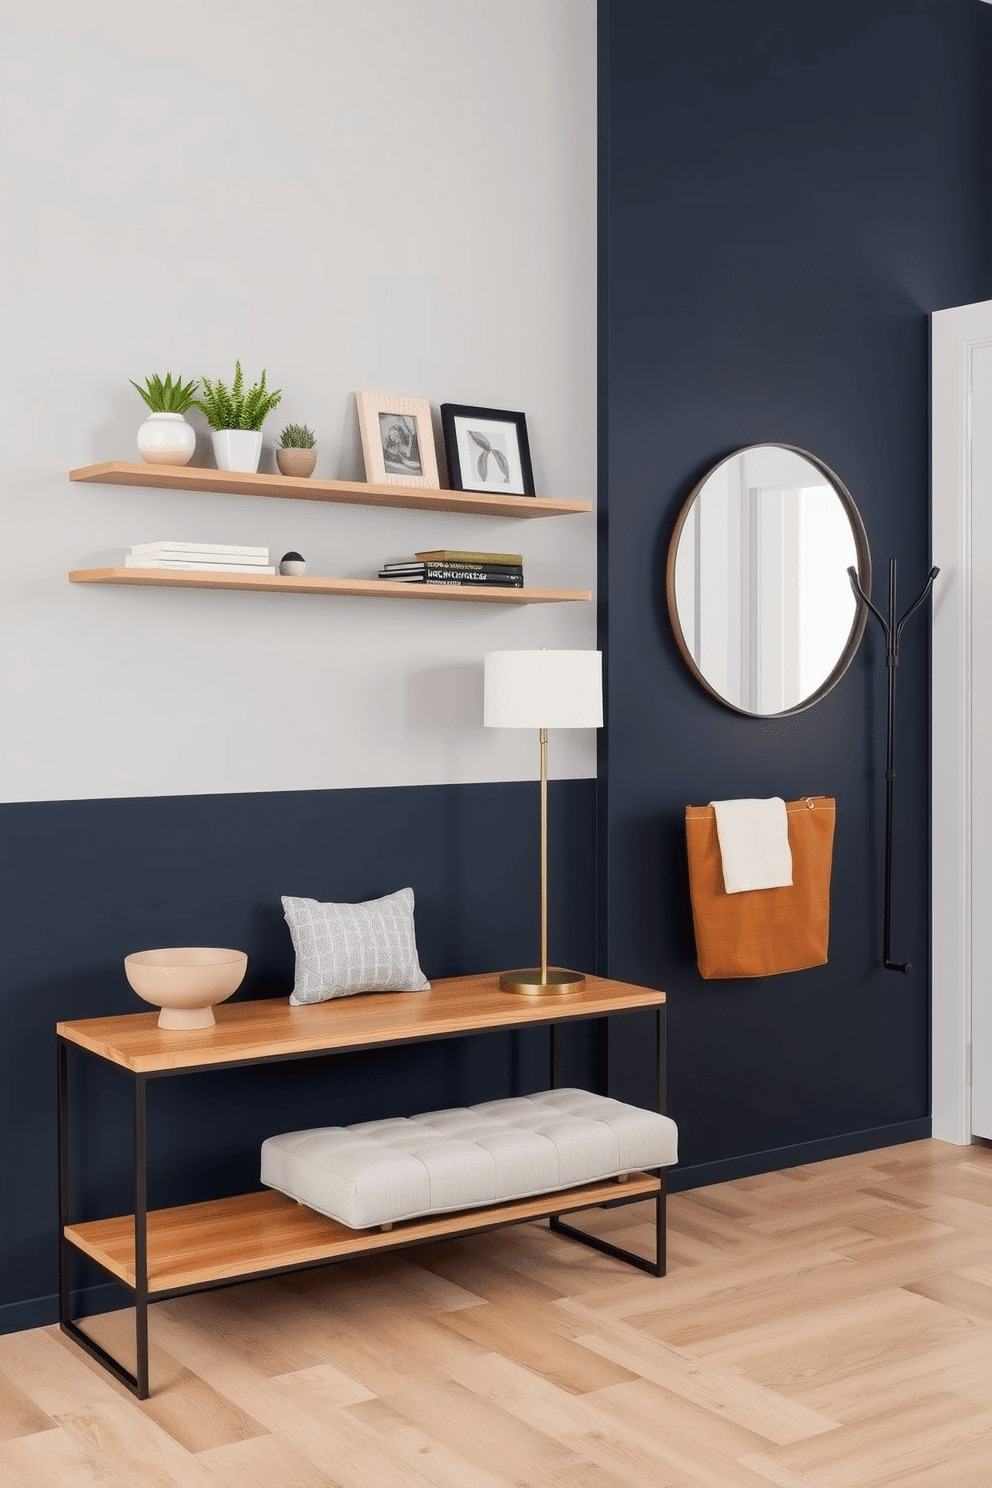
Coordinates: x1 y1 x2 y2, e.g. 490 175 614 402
848 559 939 973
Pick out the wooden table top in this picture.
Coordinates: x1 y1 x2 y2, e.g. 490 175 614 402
56 972 666 1074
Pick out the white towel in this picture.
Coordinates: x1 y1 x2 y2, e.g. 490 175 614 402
709 797 793 894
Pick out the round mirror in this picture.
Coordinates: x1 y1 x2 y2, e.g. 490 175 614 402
666 444 871 716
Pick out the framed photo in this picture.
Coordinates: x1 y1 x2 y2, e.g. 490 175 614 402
356 392 439 488
440 404 535 497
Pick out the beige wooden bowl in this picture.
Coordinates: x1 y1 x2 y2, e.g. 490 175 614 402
124 947 247 1030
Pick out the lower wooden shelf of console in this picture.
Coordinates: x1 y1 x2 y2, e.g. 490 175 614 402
65 1173 661 1294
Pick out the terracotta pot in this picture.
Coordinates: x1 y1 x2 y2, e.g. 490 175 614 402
276 446 317 478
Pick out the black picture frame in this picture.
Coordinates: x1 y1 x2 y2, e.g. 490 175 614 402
440 404 536 497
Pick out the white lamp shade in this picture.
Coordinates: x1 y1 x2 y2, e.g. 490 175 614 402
484 650 603 729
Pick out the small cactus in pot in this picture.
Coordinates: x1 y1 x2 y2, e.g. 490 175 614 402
276 423 317 478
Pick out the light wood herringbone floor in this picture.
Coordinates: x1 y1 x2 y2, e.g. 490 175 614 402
0 1138 990 1486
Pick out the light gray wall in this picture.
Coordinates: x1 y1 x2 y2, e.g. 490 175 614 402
0 0 596 803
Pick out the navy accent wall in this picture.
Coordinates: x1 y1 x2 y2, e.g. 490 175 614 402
0 781 595 1331
600 0 992 1184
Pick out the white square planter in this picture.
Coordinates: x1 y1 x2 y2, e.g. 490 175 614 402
212 429 263 472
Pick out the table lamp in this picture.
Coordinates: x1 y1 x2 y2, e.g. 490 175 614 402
484 649 603 995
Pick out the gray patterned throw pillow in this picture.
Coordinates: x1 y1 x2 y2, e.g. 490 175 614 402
282 887 430 1004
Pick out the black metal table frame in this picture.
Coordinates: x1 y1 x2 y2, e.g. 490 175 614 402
58 1002 667 1400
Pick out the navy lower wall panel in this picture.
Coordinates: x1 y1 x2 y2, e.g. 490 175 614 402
599 1 992 1170
0 779 597 1332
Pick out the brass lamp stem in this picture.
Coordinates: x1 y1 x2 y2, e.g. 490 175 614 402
497 724 585 996
540 726 548 984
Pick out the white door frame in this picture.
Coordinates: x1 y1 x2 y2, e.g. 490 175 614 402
931 299 992 1144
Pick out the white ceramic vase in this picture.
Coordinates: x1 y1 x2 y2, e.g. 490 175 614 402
212 429 263 473
136 412 196 466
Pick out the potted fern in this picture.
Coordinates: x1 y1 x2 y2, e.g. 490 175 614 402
192 362 283 473
131 373 199 466
276 423 317 478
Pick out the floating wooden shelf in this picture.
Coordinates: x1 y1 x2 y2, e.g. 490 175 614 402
68 567 590 604
69 461 591 520
65 1175 662 1294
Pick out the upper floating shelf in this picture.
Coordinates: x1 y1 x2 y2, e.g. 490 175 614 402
68 568 591 605
69 462 591 520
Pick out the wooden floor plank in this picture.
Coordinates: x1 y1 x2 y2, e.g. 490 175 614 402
952 1371 992 1411
904 1270 992 1325
159 1292 330 1380
793 1330 992 1423
689 1287 980 1391
138 1315 457 1488
571 1241 854 1321
58 1402 217 1488
2 1138 988 1487
0 1366 57 1442
370 1377 582 1481
0 1328 128 1416
589 1374 788 1463
0 1425 121 1488
652 1238 990 1350
564 1312 840 1445
344 1396 519 1488
412 1237 568 1305
448 1348 792 1487
277 1312 490 1398
193 1432 343 1488
81 1307 269 1454
740 1391 992 1488
437 1299 640 1393
275 1253 484 1316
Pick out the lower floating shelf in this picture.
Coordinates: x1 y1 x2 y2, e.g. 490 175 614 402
64 1174 660 1294
68 568 590 605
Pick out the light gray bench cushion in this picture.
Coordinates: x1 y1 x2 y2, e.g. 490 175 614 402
260 1088 679 1230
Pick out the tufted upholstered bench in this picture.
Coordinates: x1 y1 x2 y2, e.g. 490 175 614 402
261 1087 678 1273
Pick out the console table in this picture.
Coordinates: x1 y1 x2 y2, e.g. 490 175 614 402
57 972 667 1398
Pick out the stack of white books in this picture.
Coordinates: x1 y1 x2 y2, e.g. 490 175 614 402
124 541 274 574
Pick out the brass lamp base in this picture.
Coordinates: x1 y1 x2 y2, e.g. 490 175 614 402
499 967 586 997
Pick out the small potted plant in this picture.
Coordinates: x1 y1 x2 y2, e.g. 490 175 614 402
276 423 317 478
131 373 199 466
192 361 282 473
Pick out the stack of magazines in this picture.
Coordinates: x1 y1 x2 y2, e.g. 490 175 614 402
378 549 524 588
124 541 275 574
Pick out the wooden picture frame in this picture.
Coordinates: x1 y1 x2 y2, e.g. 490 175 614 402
356 392 439 489
440 404 536 497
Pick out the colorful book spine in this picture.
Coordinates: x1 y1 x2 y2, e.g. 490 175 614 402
424 568 523 583
379 570 524 587
382 561 524 578
422 577 524 587
414 550 523 565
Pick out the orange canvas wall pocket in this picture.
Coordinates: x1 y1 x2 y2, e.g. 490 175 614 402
685 796 836 979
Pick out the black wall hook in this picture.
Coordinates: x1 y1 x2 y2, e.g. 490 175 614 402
848 559 939 973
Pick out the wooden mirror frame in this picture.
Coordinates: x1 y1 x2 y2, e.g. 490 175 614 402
665 443 872 717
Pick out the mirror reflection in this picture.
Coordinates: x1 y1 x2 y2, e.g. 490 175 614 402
667 445 870 716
